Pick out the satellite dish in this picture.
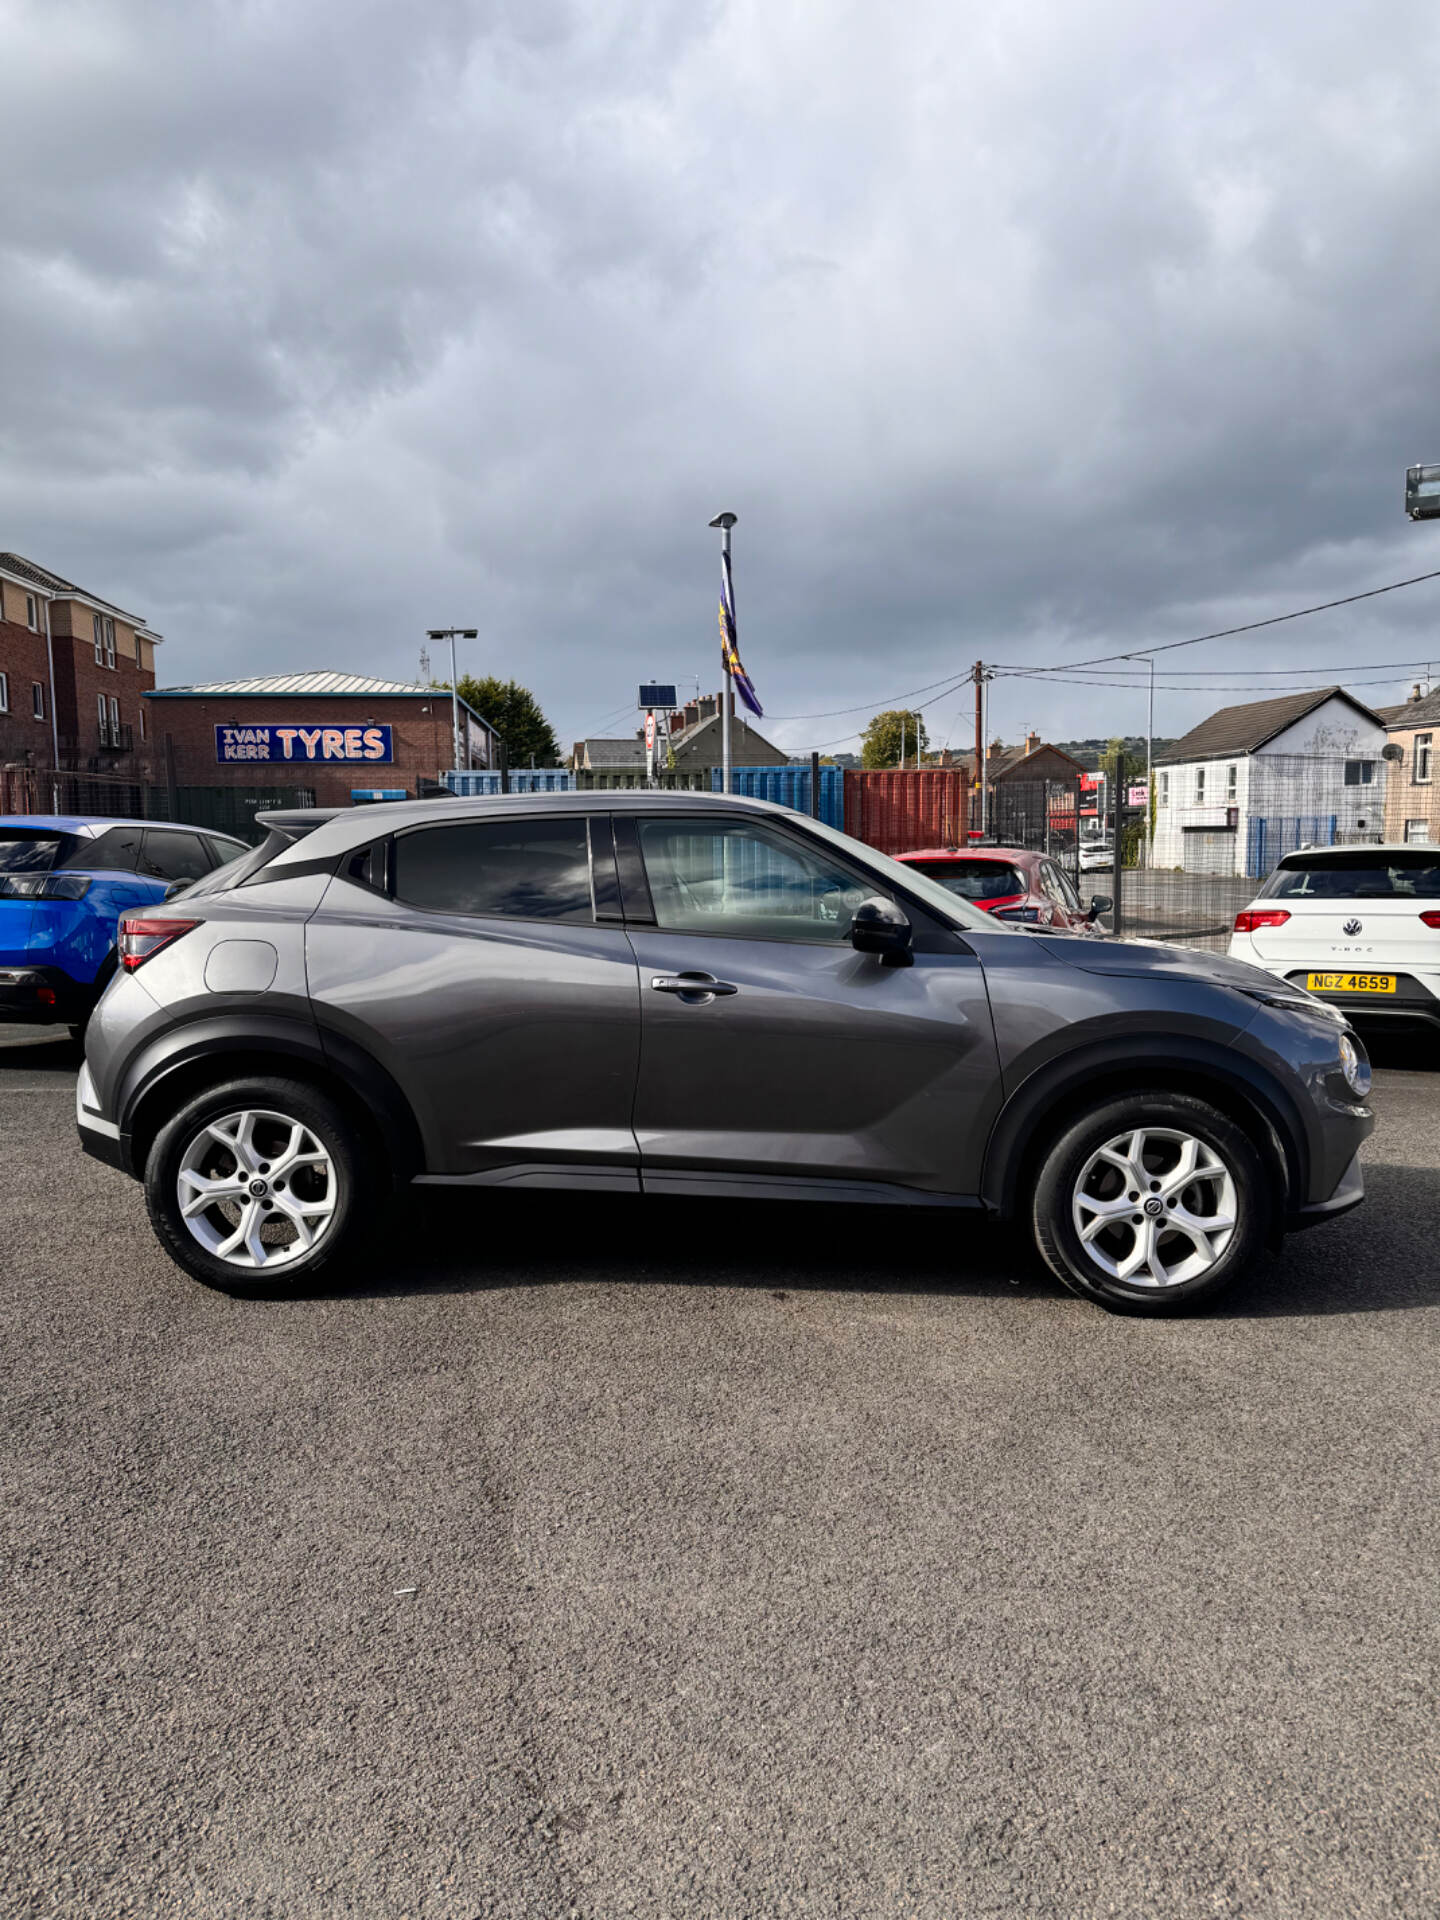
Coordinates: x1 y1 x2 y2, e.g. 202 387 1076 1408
1382 742 1404 762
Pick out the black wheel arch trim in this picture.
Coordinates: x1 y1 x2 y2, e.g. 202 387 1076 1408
980 1034 1312 1222
116 1012 423 1180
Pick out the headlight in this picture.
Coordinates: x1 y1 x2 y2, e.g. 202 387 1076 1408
1237 985 1346 1025
1339 1033 1371 1098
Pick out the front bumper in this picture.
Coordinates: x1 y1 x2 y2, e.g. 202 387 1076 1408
0 966 90 1025
1287 1149 1365 1232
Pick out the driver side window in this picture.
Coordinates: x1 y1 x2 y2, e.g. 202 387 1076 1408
637 818 876 943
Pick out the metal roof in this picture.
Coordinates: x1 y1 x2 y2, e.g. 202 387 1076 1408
148 672 444 697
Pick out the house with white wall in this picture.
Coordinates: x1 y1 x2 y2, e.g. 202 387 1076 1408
1153 687 1388 876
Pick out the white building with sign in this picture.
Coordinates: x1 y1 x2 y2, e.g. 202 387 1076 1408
1153 688 1388 876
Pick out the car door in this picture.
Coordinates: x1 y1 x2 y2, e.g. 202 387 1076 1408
305 809 643 1186
138 829 214 888
621 811 1001 1198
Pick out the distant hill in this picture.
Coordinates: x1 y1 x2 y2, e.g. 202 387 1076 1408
1054 734 1177 771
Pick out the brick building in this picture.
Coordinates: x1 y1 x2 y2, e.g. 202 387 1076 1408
143 672 501 808
0 552 160 778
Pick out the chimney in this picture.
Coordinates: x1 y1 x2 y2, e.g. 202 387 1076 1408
1025 731 1040 756
1412 684 1425 703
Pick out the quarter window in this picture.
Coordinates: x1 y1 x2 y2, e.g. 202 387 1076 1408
82 826 145 871
393 817 594 922
636 817 877 943
139 830 213 883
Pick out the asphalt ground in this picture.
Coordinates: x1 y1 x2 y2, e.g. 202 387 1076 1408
4 1026 1440 1919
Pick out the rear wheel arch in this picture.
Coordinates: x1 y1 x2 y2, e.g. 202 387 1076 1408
982 1039 1306 1227
123 1021 422 1186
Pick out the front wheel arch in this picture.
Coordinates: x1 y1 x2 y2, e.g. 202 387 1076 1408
982 1041 1303 1230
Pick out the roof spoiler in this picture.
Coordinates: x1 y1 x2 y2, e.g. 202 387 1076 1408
254 808 342 840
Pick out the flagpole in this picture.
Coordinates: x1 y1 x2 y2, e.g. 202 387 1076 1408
709 511 737 794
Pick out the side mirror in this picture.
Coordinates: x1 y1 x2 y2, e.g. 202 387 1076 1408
849 896 913 964
1087 895 1113 918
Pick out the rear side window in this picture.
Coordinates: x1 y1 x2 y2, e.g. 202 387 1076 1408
905 858 1026 902
393 818 593 922
139 830 213 883
205 835 249 867
76 826 145 871
0 831 71 873
1262 854 1440 900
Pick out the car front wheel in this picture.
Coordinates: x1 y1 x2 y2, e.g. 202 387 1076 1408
1031 1091 1268 1314
144 1077 374 1296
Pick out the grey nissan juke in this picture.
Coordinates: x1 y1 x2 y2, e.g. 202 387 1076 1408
76 792 1374 1313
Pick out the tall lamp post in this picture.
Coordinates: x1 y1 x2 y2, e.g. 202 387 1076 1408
708 511 737 794
428 627 478 772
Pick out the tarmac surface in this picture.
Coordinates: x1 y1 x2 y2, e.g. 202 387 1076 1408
4 1026 1439 1919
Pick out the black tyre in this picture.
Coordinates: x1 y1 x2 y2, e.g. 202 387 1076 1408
1031 1090 1269 1315
143 1076 376 1297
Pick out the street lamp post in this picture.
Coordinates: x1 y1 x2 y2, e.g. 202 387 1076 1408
428 627 479 772
708 512 738 794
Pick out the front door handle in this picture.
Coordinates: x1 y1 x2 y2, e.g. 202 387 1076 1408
649 972 739 1000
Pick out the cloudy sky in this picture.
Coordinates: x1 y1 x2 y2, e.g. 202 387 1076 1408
3 0 1439 757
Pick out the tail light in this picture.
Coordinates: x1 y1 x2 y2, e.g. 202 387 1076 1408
1422 911 1440 930
1234 908 1291 933
0 873 91 900
118 915 199 971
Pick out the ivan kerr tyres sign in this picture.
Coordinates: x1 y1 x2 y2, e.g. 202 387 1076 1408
215 723 394 765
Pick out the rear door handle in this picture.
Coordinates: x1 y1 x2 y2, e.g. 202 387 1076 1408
649 972 739 999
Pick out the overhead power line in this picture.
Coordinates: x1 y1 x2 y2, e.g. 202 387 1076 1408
994 566 1440 675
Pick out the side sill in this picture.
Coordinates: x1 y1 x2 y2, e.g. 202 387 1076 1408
639 1169 983 1208
414 1165 641 1194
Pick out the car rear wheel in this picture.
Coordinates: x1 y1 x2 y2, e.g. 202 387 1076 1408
1031 1091 1268 1314
144 1077 375 1296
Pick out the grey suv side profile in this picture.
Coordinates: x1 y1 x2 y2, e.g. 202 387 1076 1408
77 793 1374 1313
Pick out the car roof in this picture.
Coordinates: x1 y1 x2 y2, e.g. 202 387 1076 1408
0 814 230 837
895 845 1035 862
1278 843 1438 862
258 788 802 866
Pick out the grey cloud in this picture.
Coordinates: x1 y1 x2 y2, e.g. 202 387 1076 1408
2 0 1439 754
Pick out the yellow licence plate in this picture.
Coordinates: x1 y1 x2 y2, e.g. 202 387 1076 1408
1306 972 1396 994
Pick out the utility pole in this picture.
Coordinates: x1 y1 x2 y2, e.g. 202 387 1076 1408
1122 653 1156 868
973 660 984 839
427 627 478 773
708 512 738 794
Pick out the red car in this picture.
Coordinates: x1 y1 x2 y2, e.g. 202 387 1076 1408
893 845 1111 930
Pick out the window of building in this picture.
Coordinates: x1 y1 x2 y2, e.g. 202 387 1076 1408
1343 760 1375 786
0 672 8 713
93 613 104 665
105 618 116 668
1158 771 1169 807
26 595 39 632
139 703 146 741
1225 764 1238 799
32 682 45 720
1415 734 1433 785
109 695 120 738
394 817 594 922
1194 768 1206 803
92 612 115 667
1405 819 1432 845
97 693 108 740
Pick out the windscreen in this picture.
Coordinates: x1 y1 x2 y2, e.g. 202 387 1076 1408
0 831 72 874
1261 852 1440 899
903 859 1026 902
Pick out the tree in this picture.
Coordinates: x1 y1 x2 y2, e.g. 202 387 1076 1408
434 674 560 767
861 709 928 770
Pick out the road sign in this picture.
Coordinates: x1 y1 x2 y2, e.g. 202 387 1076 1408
644 712 657 752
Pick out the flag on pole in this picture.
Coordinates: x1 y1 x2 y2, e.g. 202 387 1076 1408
718 549 763 717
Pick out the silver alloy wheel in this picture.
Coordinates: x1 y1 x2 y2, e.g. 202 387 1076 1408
1071 1126 1237 1289
176 1108 338 1270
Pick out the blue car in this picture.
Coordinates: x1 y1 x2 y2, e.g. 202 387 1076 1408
0 816 248 1034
